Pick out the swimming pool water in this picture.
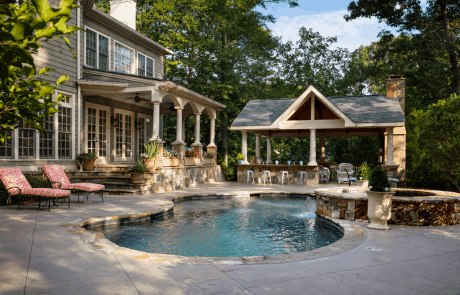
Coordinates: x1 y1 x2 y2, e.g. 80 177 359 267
93 197 343 257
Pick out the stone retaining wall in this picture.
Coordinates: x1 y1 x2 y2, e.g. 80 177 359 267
315 188 460 226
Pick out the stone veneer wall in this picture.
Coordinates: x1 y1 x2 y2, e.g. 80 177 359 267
135 165 225 194
316 189 460 226
236 165 319 186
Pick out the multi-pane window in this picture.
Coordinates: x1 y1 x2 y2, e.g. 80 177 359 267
138 117 145 155
18 124 35 159
138 54 145 76
40 115 54 158
146 58 153 78
0 131 13 158
86 29 97 67
114 43 132 74
99 35 108 70
86 28 109 70
58 106 72 159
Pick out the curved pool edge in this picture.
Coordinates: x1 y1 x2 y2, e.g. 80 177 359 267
60 192 366 265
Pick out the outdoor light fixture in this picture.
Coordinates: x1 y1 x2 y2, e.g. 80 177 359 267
169 103 175 112
111 114 121 127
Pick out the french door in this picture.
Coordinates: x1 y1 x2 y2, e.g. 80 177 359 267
86 103 110 164
137 114 152 159
114 109 134 162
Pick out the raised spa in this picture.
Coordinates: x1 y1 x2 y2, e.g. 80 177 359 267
91 196 343 257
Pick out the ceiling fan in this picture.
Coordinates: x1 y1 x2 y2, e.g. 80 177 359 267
127 93 150 103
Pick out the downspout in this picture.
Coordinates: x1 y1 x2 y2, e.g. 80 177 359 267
77 3 81 157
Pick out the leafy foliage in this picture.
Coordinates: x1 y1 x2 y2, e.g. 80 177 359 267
77 153 97 162
407 94 460 191
357 162 371 180
127 162 146 174
368 165 391 192
0 0 81 142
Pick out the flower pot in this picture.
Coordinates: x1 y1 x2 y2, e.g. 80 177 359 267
366 191 395 230
275 160 279 165
287 161 291 165
238 160 244 164
202 158 213 165
163 158 180 167
82 158 96 171
130 172 146 183
144 159 156 172
356 180 369 187
185 157 200 166
299 161 303 165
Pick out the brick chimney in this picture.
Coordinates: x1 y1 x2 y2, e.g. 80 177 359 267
386 75 405 116
109 0 136 30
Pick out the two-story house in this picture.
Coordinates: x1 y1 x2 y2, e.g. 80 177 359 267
1 0 225 180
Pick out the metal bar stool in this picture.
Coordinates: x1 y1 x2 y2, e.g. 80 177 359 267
262 170 271 185
299 171 307 186
280 171 289 185
245 170 254 184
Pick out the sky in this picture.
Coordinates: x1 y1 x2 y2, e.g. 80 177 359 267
256 0 415 52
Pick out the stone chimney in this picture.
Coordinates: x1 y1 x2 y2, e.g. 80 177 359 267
109 0 136 30
386 75 405 116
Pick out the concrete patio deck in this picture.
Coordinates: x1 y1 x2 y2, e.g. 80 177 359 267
1 182 459 295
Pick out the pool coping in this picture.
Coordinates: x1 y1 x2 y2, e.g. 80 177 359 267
60 192 367 265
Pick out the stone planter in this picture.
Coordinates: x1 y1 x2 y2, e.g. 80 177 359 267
82 158 96 171
130 172 146 184
366 191 395 230
144 159 156 172
202 158 213 165
356 180 369 187
163 158 180 167
185 157 200 166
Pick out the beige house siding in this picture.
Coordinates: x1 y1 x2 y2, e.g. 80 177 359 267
83 15 164 79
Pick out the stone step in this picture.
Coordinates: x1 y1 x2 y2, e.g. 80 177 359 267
70 171 128 177
103 188 142 196
98 181 138 190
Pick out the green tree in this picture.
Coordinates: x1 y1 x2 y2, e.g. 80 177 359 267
345 0 460 95
407 94 460 191
0 0 81 142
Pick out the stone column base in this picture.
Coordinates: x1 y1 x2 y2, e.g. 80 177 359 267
172 143 185 166
207 145 218 165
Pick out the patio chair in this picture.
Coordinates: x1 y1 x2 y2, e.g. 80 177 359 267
319 167 330 183
337 163 354 184
0 168 70 211
40 165 105 205
388 169 405 188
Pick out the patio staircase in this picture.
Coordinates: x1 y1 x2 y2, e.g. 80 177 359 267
68 164 142 196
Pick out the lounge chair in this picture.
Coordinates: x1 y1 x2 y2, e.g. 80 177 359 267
0 168 70 211
40 165 105 205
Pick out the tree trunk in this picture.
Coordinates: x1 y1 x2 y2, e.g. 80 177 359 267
440 0 460 94
222 109 228 168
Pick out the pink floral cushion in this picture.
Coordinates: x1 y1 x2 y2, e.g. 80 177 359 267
21 188 71 198
41 165 71 189
0 168 33 195
62 183 105 192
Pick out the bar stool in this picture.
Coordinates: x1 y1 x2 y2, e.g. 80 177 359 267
245 170 254 184
280 171 289 185
299 171 307 186
262 170 271 185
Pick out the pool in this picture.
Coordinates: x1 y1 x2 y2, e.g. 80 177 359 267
92 196 343 257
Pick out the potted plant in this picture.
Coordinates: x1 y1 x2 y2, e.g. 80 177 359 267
202 151 215 165
237 153 244 164
356 162 371 187
185 150 200 166
142 142 159 172
127 161 146 183
77 153 97 171
366 165 395 230
163 149 180 167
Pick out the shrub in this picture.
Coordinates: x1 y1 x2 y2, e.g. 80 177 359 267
77 153 97 162
357 162 371 180
127 162 146 173
368 165 391 192
236 153 244 160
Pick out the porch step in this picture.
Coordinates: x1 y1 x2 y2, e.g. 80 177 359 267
70 171 128 177
98 181 138 190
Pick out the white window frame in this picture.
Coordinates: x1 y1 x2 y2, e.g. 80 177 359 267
137 113 152 158
137 51 155 78
114 41 135 74
84 26 111 71
54 90 76 160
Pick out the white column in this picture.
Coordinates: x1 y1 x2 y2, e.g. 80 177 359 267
242 131 248 164
150 101 160 141
255 133 261 158
192 113 201 146
173 107 184 144
267 136 272 163
320 135 325 163
308 129 317 166
386 127 396 165
209 118 216 146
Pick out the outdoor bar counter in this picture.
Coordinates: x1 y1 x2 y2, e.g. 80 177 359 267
236 164 319 185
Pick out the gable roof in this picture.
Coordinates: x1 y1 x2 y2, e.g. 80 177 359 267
231 91 405 129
